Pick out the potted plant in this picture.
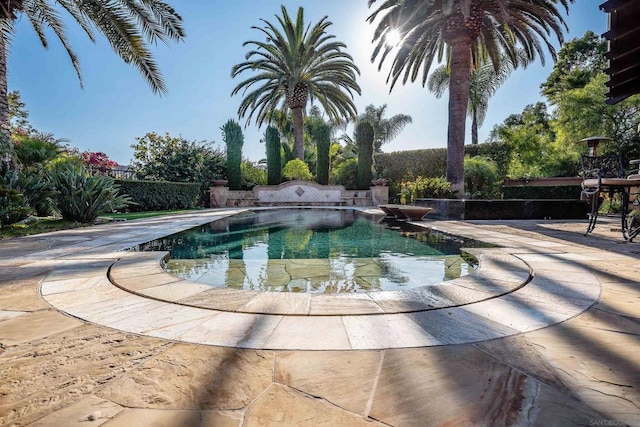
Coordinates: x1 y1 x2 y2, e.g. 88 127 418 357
212 178 228 187
371 178 388 186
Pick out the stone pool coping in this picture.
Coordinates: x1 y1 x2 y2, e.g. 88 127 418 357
107 248 532 316
39 207 601 351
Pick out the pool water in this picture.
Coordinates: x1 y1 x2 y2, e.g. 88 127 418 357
137 209 480 293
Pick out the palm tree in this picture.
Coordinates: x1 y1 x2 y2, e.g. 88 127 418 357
428 50 531 145
0 0 185 167
231 6 361 161
367 0 573 195
359 104 412 153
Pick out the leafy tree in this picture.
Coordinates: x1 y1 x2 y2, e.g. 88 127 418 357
265 126 282 185
240 160 267 189
329 141 348 172
540 31 607 105
231 6 361 161
331 158 357 190
493 102 552 133
490 103 578 178
428 50 530 145
367 0 573 195
356 121 374 189
1 0 185 169
131 132 226 184
555 73 640 161
8 91 30 130
222 119 244 190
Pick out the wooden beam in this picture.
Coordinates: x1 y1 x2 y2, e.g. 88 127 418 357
600 0 634 13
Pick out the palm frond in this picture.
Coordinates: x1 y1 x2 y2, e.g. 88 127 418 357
13 0 185 95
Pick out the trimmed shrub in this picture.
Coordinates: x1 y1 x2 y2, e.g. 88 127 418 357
356 122 374 189
115 180 200 211
265 126 282 185
315 123 331 185
222 119 244 190
282 159 313 181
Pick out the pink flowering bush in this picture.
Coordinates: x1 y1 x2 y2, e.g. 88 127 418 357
81 151 118 173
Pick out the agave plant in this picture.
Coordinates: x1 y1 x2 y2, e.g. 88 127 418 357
50 164 132 223
14 172 58 216
0 164 32 224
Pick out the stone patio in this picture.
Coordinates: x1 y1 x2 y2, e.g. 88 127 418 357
0 207 638 426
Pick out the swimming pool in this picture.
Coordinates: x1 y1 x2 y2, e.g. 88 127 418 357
137 209 480 293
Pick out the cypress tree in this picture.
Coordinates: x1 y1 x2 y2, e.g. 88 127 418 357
356 121 374 189
222 119 244 190
315 123 331 185
265 126 281 185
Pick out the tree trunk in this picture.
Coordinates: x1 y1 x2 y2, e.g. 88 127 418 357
446 37 473 197
0 31 12 169
291 107 305 160
471 108 478 145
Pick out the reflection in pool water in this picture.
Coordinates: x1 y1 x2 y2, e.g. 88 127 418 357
137 209 481 293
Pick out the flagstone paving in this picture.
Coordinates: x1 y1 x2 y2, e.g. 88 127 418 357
0 208 638 425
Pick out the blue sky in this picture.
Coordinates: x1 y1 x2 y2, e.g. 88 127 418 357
9 1 606 166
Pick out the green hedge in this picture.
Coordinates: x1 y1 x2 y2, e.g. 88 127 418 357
115 180 201 211
502 185 582 200
375 142 510 198
375 148 447 181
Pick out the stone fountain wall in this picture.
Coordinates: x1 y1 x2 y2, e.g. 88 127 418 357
209 180 389 208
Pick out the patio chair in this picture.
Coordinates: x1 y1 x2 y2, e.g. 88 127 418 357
580 153 640 241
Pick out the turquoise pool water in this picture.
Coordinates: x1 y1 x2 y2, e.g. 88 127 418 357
138 209 479 293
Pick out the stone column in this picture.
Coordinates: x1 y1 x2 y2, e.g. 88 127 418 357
370 186 389 206
210 186 228 208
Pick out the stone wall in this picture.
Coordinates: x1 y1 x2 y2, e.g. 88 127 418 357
209 181 389 208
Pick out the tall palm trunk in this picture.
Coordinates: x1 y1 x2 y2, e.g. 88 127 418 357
471 108 479 145
0 29 12 168
446 36 473 196
291 107 305 160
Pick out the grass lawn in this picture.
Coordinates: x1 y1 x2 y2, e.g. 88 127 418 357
0 209 200 239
